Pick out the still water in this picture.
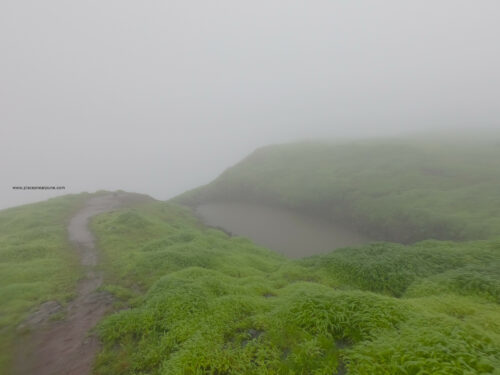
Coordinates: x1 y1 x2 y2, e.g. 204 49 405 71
196 202 372 258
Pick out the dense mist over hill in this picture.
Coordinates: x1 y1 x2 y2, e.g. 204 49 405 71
2 2 500 374
2 1 500 208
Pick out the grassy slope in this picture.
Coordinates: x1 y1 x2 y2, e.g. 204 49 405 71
0 194 87 373
91 201 500 374
3 136 500 374
175 137 500 243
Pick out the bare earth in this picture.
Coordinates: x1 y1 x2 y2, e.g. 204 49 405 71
14 192 146 375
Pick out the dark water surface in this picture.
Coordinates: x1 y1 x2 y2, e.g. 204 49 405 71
196 202 372 258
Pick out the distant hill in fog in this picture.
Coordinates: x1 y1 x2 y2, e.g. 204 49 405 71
175 135 500 243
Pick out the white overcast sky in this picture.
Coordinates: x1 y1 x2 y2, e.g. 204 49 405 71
1 1 499 208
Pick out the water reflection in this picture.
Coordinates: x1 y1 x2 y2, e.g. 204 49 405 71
196 202 371 258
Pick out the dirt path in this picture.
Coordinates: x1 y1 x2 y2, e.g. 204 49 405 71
14 192 141 375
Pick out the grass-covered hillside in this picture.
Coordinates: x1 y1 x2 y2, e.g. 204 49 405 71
176 136 500 243
0 194 87 373
91 200 500 374
3 135 500 374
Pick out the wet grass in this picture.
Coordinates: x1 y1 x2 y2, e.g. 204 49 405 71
301 240 500 299
3 134 500 374
92 201 500 374
0 194 87 373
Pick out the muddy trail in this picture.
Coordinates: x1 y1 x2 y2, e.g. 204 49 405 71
14 192 149 375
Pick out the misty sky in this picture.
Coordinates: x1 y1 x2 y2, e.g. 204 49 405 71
1 1 499 209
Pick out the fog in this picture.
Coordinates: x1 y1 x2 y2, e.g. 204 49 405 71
1 1 499 209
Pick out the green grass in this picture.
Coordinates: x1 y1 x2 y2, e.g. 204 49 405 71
175 136 500 243
300 240 500 299
3 136 500 374
0 194 87 373
91 200 500 374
